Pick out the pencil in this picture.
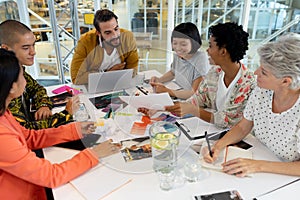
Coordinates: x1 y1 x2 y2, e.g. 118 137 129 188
224 146 229 163
100 179 133 200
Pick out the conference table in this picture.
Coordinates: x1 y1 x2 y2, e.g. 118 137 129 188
44 70 300 200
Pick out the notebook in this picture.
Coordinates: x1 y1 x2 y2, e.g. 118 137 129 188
88 69 135 93
200 146 253 171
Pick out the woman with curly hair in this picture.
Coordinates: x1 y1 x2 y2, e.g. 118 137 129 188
203 33 300 177
140 22 256 129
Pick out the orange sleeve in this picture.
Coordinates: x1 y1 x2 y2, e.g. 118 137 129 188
0 128 98 188
22 122 83 150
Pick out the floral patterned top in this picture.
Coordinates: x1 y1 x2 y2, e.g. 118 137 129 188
188 64 256 128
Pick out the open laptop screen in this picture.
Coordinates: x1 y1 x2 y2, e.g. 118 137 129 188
88 69 134 93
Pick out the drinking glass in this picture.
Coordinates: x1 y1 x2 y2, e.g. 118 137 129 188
183 160 203 182
74 103 89 122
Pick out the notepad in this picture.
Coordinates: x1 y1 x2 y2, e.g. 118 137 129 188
200 146 253 171
52 85 81 95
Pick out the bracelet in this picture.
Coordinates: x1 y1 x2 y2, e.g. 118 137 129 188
39 104 50 108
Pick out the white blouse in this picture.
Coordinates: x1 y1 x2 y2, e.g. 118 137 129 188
244 87 300 162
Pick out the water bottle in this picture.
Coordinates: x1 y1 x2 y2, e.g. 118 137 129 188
75 103 89 121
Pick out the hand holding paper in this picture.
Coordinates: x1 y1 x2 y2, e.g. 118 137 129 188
119 93 174 110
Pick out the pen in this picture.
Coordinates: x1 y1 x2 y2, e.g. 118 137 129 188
104 107 113 119
136 86 148 95
108 107 114 118
205 131 213 157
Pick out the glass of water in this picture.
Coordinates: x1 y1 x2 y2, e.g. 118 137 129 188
74 103 89 122
149 121 181 190
184 160 203 182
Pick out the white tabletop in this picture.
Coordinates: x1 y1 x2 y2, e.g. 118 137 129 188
44 70 300 200
44 133 300 200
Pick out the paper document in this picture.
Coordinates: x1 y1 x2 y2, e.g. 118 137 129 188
165 81 182 91
70 164 131 200
119 93 174 110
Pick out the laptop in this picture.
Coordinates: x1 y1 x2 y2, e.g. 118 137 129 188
88 69 135 93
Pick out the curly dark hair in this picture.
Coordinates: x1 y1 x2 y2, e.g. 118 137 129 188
208 22 249 62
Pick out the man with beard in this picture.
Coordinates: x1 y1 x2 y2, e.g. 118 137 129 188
71 9 139 84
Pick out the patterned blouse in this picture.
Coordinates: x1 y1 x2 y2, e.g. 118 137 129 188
8 70 74 130
244 87 300 162
188 64 256 128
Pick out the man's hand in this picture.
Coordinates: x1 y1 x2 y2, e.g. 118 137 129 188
35 106 52 120
107 62 126 71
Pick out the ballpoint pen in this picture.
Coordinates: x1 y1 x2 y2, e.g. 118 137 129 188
136 85 149 95
205 131 213 157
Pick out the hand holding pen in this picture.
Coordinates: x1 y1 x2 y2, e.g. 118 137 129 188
205 131 213 157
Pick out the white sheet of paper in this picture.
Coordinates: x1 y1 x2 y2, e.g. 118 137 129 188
70 165 131 200
119 93 174 110
165 81 182 91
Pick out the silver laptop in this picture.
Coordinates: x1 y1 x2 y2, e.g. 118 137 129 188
88 69 135 93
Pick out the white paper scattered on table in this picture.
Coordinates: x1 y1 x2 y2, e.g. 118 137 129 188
70 164 131 200
119 93 174 110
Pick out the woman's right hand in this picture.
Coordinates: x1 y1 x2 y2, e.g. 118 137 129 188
150 76 159 87
90 139 120 158
202 143 222 163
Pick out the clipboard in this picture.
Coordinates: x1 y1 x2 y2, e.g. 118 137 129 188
175 117 228 140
